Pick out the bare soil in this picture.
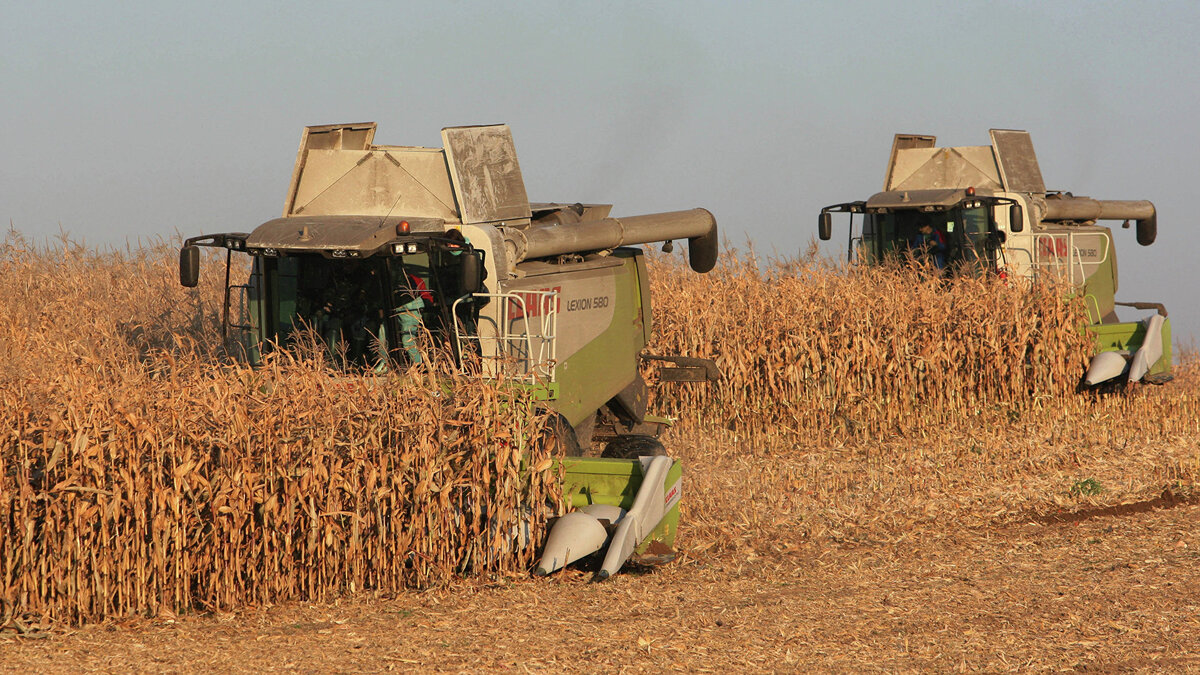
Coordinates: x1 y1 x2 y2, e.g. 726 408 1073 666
3 495 1197 673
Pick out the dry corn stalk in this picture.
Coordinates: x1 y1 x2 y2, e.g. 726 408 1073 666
646 249 1097 443
0 233 559 625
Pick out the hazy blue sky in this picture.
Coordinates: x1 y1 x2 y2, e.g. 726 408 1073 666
4 1 1198 343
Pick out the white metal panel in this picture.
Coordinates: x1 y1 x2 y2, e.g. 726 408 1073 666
888 146 1003 191
990 129 1046 194
442 125 531 224
289 148 457 219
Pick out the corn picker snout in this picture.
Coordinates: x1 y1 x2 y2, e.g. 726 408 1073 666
179 123 718 578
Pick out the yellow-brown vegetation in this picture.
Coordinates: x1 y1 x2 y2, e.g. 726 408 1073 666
648 249 1095 441
1 234 1197 632
0 234 557 625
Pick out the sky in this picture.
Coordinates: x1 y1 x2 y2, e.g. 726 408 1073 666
4 0 1199 344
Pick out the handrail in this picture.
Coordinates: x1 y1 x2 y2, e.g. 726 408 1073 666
1029 231 1111 286
1083 293 1102 325
453 290 558 382
227 284 254 332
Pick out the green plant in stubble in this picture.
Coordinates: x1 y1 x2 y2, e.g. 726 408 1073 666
1069 478 1103 497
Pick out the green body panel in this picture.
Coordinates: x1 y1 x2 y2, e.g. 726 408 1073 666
1082 231 1114 322
524 382 560 402
1090 317 1173 379
559 456 682 553
1051 223 1117 323
535 249 650 427
634 253 654 345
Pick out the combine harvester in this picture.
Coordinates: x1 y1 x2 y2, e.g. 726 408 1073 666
818 129 1171 386
179 123 718 578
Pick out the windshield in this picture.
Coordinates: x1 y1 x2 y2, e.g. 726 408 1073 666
859 205 995 273
251 242 481 370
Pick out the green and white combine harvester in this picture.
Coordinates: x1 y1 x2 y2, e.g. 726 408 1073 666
179 123 718 579
819 129 1171 386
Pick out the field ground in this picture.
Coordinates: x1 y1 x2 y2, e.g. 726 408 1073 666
3 441 1198 673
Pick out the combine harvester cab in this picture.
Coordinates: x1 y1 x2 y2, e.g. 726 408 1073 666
179 123 719 579
817 129 1171 386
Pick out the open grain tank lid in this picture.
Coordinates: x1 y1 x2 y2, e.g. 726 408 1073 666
280 122 532 226
882 129 1047 195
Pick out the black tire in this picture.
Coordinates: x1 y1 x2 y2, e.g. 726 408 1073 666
572 413 598 457
547 414 583 457
601 434 666 459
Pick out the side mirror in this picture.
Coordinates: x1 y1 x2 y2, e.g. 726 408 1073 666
818 212 832 241
1136 214 1157 246
459 252 484 294
1008 204 1024 233
180 245 200 287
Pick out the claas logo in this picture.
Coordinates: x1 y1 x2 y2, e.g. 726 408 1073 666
508 287 561 319
1037 238 1069 259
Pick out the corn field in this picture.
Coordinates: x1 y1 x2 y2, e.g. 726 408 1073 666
647 249 1096 443
0 233 559 625
0 233 1192 627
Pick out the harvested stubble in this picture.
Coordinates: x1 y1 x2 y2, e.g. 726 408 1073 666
0 234 559 625
647 249 1097 442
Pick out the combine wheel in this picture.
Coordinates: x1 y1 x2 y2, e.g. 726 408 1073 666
572 413 598 456
602 434 666 459
548 414 584 457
